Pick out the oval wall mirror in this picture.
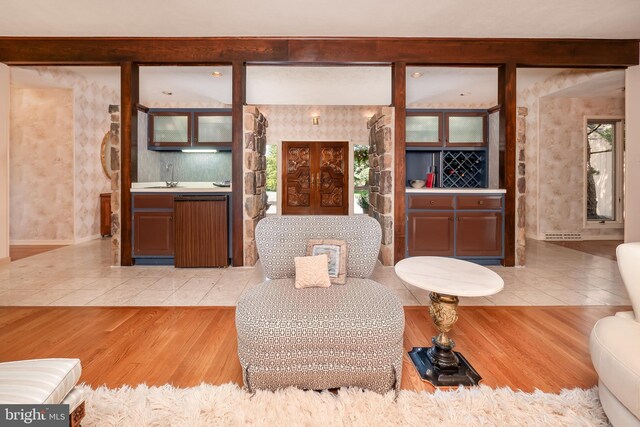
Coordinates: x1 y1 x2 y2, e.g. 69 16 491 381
100 131 113 180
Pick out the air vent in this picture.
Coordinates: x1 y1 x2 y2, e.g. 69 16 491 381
544 232 582 241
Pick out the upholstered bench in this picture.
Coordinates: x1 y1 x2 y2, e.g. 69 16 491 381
0 358 85 427
236 216 404 394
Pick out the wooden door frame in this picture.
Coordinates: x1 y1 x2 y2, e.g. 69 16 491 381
281 141 349 215
1 37 636 266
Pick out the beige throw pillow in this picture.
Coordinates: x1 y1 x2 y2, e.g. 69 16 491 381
294 254 332 289
306 239 348 285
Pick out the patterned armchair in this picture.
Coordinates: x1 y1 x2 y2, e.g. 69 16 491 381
236 215 404 394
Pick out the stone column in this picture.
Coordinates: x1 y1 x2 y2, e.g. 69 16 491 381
516 106 528 266
243 106 268 266
109 104 121 266
367 107 395 266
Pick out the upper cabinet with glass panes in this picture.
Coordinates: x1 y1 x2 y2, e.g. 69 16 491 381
148 109 232 151
406 110 487 148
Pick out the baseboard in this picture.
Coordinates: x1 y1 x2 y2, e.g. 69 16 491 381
0 256 10 265
579 234 625 241
74 234 101 244
10 239 75 245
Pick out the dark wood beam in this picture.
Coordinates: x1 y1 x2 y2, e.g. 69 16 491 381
393 62 407 264
231 61 246 266
0 37 637 67
120 62 139 266
498 63 517 267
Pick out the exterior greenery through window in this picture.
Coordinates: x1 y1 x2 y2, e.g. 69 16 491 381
586 120 621 223
354 145 370 213
265 145 277 213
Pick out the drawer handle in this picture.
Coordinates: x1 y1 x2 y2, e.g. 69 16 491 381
478 200 484 205
430 200 436 205
169 216 173 221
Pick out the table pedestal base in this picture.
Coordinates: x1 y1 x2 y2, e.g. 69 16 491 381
408 347 482 387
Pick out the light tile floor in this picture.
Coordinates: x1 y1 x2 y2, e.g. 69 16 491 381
0 238 631 307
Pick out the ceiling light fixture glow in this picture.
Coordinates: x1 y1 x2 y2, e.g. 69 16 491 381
211 71 223 77
410 72 423 79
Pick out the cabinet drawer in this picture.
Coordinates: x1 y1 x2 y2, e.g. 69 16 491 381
457 195 502 210
408 195 455 210
133 194 174 210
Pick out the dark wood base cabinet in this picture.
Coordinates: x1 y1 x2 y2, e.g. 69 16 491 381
132 192 230 266
406 193 504 263
408 211 454 256
133 195 175 259
100 193 111 237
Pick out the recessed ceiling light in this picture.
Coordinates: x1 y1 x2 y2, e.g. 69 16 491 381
211 71 223 78
410 72 423 79
161 91 173 96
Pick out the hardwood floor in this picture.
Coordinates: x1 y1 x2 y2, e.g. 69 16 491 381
0 306 624 393
548 240 622 261
9 245 67 261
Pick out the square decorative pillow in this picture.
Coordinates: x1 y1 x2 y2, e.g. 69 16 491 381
306 239 348 285
294 254 332 289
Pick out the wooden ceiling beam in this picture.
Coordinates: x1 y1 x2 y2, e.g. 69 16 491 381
0 37 637 67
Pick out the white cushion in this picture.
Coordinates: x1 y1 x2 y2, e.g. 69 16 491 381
61 387 84 412
0 358 82 406
590 316 640 419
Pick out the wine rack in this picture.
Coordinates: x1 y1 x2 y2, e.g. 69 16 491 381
441 150 486 188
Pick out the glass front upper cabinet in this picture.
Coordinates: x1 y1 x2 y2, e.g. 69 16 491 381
149 113 191 147
194 113 232 147
445 113 487 147
406 113 442 147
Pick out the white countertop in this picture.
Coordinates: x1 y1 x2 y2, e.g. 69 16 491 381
406 188 506 194
395 256 504 297
131 182 232 193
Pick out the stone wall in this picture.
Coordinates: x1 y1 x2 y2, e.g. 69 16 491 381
243 106 269 266
109 105 121 266
367 107 394 266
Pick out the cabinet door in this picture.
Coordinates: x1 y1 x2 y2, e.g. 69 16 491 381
455 212 502 257
407 211 454 256
194 112 232 148
406 112 442 147
149 112 191 147
445 112 487 147
100 193 111 237
133 212 174 256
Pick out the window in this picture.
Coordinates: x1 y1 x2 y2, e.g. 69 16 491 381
353 145 369 214
585 119 624 225
265 144 278 214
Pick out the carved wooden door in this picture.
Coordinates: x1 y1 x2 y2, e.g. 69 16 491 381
282 141 349 215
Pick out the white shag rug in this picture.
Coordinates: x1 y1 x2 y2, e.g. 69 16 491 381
80 383 608 427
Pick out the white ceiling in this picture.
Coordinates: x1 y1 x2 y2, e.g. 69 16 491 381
10 66 626 106
247 67 391 105
1 0 639 38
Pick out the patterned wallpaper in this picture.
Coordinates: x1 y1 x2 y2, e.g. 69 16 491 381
10 88 75 242
30 67 119 241
517 70 623 239
537 96 624 238
256 105 375 145
136 110 232 183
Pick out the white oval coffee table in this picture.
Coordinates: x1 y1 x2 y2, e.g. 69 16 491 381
395 256 504 387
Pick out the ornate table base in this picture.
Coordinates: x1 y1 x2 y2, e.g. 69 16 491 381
408 291 483 387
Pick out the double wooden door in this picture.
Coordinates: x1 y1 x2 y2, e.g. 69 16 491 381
282 141 349 215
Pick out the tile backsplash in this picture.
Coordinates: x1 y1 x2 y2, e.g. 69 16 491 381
137 110 232 183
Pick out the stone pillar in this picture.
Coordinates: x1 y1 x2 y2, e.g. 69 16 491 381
243 106 268 266
367 107 395 266
516 106 528 266
108 104 121 266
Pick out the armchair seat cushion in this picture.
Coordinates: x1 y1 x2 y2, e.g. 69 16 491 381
236 278 404 393
0 358 83 410
590 315 640 419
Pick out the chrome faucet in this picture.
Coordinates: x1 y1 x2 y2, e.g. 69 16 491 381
165 163 178 187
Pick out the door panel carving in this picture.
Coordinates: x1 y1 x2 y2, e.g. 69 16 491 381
282 142 348 215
